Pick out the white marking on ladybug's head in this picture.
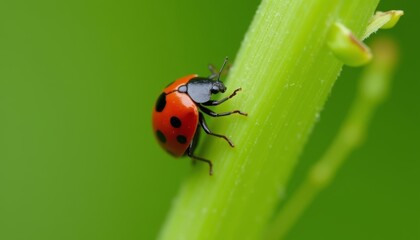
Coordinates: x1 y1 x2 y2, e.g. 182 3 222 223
178 85 187 93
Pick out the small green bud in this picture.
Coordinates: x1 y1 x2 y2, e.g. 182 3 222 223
363 10 404 39
327 22 372 67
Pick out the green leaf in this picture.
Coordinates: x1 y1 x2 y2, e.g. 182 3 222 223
159 0 380 239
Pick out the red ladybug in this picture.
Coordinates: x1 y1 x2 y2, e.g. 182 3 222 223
152 57 247 175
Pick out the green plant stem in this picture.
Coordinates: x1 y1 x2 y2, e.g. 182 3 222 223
159 1 380 239
265 38 398 240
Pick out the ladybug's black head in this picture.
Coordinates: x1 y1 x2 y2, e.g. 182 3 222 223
211 81 226 94
210 57 228 94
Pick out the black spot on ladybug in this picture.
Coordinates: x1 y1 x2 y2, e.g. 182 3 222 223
176 135 187 144
156 130 166 143
155 93 166 112
170 116 182 128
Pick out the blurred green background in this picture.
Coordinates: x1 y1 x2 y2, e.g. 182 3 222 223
0 1 418 239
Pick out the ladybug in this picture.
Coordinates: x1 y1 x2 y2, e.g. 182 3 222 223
152 57 247 175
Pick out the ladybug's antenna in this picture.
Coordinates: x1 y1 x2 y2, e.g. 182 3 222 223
217 57 229 81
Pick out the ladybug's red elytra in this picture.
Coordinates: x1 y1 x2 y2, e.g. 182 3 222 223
152 57 247 175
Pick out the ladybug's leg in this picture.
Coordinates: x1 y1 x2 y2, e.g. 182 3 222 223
202 88 243 106
199 112 234 147
187 138 213 175
198 104 247 117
